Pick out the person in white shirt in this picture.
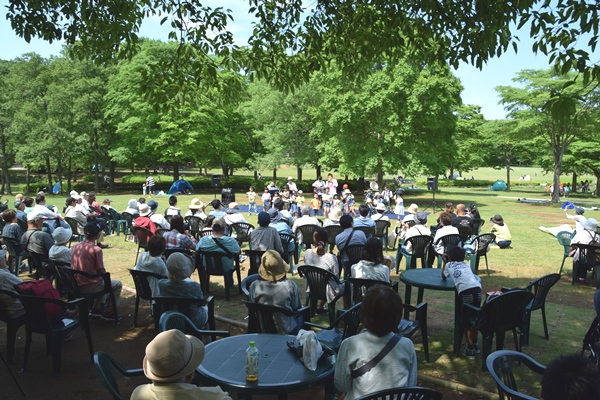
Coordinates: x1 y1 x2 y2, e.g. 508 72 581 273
428 212 459 267
286 176 298 192
147 200 171 230
292 205 320 243
371 203 390 221
223 202 248 225
565 206 586 233
326 173 338 196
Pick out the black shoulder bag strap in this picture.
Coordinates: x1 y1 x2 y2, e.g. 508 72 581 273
344 229 356 249
212 237 234 258
351 334 401 379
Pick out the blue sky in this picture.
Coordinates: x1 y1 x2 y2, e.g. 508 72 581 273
0 0 551 120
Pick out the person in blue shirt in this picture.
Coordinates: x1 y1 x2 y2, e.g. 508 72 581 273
353 204 376 229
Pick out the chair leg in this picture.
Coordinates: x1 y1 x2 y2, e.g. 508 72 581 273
559 256 567 275
52 334 62 376
6 323 20 362
108 291 119 323
395 246 402 274
22 329 32 372
541 305 549 340
134 245 141 266
421 323 429 362
133 295 140 327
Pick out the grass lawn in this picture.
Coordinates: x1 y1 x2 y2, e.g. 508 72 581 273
39 186 600 397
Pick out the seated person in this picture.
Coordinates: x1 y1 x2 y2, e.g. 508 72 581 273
489 214 512 249
71 222 122 321
250 212 283 254
158 253 208 329
185 198 207 220
371 203 389 221
135 235 168 297
336 215 367 270
131 329 232 400
223 202 247 226
428 212 460 267
570 218 598 283
353 204 376 229
334 285 417 399
197 218 240 287
541 354 600 400
163 215 197 253
249 250 302 334
2 209 28 257
351 238 390 282
65 196 87 236
397 212 431 265
268 209 295 254
273 196 294 226
451 203 474 231
0 249 25 322
21 211 54 256
442 247 482 359
49 227 73 264
565 206 586 232
14 200 27 223
124 198 139 215
165 195 181 217
148 200 171 230
134 204 157 235
323 207 343 227
292 205 320 243
209 199 225 218
303 228 344 314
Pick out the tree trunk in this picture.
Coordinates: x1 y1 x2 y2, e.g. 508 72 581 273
552 153 562 203
93 128 100 193
221 164 229 179
572 172 578 193
272 168 277 181
229 166 233 177
254 170 258 180
45 157 52 191
316 165 321 179
56 140 63 194
0 131 11 194
26 165 30 194
109 161 116 192
505 155 511 191
345 175 348 181
448 167 454 180
595 172 600 197
297 166 302 182
173 163 180 181
357 177 365 191
67 155 72 192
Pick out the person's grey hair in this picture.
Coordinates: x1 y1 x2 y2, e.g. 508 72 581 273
300 205 311 216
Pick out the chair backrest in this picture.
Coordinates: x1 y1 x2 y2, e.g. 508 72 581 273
572 243 600 267
296 224 320 246
241 274 260 300
437 234 463 253
527 273 561 312
29 251 55 278
94 351 144 400
200 229 214 238
121 212 138 228
405 220 416 228
475 233 496 256
456 224 472 240
556 230 575 247
243 300 299 334
340 244 364 265
108 208 123 222
354 226 375 238
324 225 344 251
55 266 83 299
297 265 341 303
279 233 295 263
186 216 204 237
406 235 433 259
18 294 66 334
471 218 485 233
345 277 391 304
128 269 167 301
155 228 170 237
231 223 254 242
131 226 153 247
374 220 390 238
200 251 234 276
486 350 546 400
152 296 205 327
17 218 28 233
244 250 265 276
478 290 535 334
2 236 19 258
164 248 194 260
333 301 363 342
355 386 443 400
65 217 82 234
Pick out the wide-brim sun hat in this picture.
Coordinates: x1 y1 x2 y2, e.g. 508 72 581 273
375 203 386 211
407 203 418 214
52 227 72 245
267 208 281 223
188 198 204 210
259 250 290 281
584 218 598 231
288 176 293 180
143 329 205 382
148 200 159 211
139 204 151 216
490 214 504 225
415 211 428 225
166 253 192 281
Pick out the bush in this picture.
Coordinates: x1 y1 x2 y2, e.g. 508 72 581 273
121 174 174 184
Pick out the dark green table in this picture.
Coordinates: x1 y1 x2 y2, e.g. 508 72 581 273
197 333 335 400
399 268 462 355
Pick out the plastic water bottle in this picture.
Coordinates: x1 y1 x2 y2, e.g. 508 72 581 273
246 341 259 381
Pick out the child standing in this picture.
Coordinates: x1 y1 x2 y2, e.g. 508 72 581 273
310 193 322 217
394 191 404 219
332 194 341 210
246 186 257 215
262 188 271 212
344 189 356 217
442 247 482 360
321 188 332 218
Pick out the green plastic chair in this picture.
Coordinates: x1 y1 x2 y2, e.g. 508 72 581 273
93 351 144 400
556 230 575 275
108 208 127 236
302 302 362 351
395 235 433 273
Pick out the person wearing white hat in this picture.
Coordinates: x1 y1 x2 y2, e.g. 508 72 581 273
249 250 303 334
65 196 87 236
21 211 54 256
287 176 297 192
184 198 207 220
134 204 157 235
570 217 598 283
49 226 73 264
324 207 343 227
223 202 248 226
371 202 390 221
131 329 232 400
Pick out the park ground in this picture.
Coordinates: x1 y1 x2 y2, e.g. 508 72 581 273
1 167 599 399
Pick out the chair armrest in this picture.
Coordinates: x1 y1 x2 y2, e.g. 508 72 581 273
463 303 481 312
121 368 144 377
196 329 231 338
392 282 399 293
500 286 512 293
302 321 330 331
298 306 311 324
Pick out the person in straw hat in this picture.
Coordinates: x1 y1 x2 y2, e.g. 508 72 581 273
324 206 343 227
371 202 390 221
49 226 73 264
249 250 303 334
185 198 207 220
131 329 232 400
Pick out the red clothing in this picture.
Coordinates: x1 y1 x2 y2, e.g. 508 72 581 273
90 200 103 214
134 216 157 235
71 240 105 287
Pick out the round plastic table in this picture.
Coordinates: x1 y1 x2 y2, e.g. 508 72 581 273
197 333 335 400
399 268 462 355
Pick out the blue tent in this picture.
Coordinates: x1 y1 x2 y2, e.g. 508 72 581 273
52 182 61 194
490 179 508 191
168 179 194 194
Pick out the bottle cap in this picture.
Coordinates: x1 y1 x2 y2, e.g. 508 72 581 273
249 341 255 347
